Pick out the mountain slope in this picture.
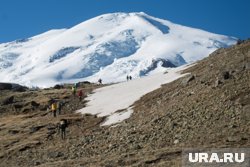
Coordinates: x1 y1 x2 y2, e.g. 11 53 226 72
0 12 237 87
0 39 249 167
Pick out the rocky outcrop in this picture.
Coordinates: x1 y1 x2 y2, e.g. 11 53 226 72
2 96 14 105
0 83 27 92
0 83 12 90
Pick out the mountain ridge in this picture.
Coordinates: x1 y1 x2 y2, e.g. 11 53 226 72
0 12 237 87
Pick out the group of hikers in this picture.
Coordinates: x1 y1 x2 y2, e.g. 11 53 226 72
47 83 85 140
48 99 68 140
71 83 84 101
50 100 62 117
47 76 131 139
126 75 132 81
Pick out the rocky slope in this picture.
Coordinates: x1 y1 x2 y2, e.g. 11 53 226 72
0 40 249 167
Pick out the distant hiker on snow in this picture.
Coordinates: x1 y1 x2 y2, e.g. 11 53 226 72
126 75 129 81
51 101 57 117
98 78 102 84
129 76 132 80
78 89 83 101
58 119 68 140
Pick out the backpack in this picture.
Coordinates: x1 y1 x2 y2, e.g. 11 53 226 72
51 103 57 110
78 90 83 96
59 119 68 128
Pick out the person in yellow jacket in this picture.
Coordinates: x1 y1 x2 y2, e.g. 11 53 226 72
72 86 76 96
51 102 57 117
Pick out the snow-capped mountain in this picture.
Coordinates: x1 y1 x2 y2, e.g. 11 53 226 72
0 12 237 87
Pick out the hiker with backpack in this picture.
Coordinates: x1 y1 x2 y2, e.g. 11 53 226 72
72 86 76 96
51 101 57 117
57 101 62 115
98 78 102 84
78 89 83 101
58 119 68 140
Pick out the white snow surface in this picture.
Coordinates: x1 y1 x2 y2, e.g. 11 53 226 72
0 12 237 87
77 65 191 126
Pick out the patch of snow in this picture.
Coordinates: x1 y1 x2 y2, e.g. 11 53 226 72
77 64 192 126
101 107 133 126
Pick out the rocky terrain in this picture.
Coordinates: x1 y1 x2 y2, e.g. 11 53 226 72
0 40 249 167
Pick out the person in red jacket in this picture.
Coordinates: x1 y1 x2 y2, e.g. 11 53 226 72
78 89 83 101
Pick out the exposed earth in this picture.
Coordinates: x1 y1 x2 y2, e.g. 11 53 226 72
0 40 249 167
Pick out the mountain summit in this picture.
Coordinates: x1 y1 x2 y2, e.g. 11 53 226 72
0 12 236 87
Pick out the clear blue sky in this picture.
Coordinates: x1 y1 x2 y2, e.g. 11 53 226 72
0 0 249 43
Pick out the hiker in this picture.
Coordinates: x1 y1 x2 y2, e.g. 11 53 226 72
51 101 57 117
78 89 83 101
57 101 62 115
126 75 129 81
129 76 132 80
58 119 68 140
72 86 76 96
98 78 102 84
74 82 80 89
